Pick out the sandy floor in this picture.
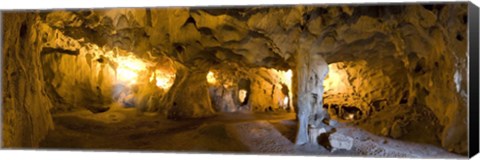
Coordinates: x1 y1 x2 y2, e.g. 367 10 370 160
38 104 466 158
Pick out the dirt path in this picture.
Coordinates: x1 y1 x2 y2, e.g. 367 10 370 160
38 105 465 158
39 105 295 153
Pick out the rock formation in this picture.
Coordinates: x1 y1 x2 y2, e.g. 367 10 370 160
294 48 329 145
1 3 469 154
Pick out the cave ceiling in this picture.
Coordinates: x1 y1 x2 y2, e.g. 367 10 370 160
37 4 459 71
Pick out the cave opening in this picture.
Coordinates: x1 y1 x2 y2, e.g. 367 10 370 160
1 3 469 158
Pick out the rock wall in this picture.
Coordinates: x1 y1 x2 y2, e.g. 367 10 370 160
209 86 238 112
322 60 445 147
1 12 171 147
207 69 241 112
248 68 292 112
160 63 215 119
2 13 54 147
311 4 468 153
42 44 116 113
207 67 292 113
322 58 409 121
41 10 177 115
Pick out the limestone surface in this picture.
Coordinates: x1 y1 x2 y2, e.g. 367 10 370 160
1 3 469 155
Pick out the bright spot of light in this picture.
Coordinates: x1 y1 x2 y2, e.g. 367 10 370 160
283 69 293 91
283 97 289 106
271 69 293 110
285 69 293 79
238 89 247 103
115 55 147 85
346 113 354 120
323 63 347 92
114 53 175 90
149 70 175 89
155 77 171 89
207 71 216 84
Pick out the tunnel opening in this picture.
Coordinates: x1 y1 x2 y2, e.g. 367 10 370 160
321 61 448 148
237 79 251 106
207 67 293 113
40 43 177 114
1 4 469 158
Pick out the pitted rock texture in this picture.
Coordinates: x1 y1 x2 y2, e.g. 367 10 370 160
1 3 468 154
2 13 54 147
207 66 292 113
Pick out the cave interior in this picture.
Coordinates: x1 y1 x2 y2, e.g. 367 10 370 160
1 3 469 158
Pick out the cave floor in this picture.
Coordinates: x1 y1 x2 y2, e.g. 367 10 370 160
39 104 465 158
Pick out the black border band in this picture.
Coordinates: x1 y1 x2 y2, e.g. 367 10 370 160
468 2 479 158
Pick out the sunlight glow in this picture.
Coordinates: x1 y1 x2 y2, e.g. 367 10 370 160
115 55 147 85
113 53 175 89
323 63 347 92
149 70 175 89
207 71 217 84
238 89 247 103
283 97 289 106
270 69 293 110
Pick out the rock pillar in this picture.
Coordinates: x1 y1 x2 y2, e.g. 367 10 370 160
160 63 215 119
295 51 329 145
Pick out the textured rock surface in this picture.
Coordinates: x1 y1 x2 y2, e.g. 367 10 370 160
248 68 292 112
315 4 468 153
1 3 468 154
2 13 54 147
294 51 329 145
323 60 407 118
209 86 237 112
329 133 354 151
207 66 292 113
160 64 215 119
42 43 115 113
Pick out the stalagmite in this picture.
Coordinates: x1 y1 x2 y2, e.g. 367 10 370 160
295 51 329 145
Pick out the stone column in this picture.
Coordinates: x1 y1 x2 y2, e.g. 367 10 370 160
295 51 329 145
159 62 215 119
